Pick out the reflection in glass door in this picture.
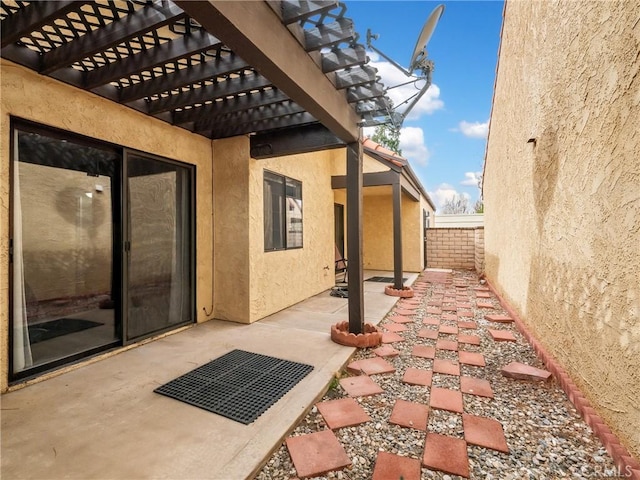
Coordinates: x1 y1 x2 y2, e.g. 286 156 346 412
11 127 121 378
125 154 193 341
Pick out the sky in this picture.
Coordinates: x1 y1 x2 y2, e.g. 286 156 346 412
344 0 504 210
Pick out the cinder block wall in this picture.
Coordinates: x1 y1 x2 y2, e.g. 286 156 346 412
426 228 484 271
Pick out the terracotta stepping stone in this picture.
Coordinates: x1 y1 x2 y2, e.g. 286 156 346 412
372 451 421 480
423 317 440 326
399 301 421 308
382 332 405 343
339 375 384 397
316 398 371 429
474 286 490 291
389 399 430 431
426 307 442 315
422 433 470 478
392 315 414 324
456 303 472 309
458 320 477 329
397 304 420 310
429 387 464 413
463 414 509 453
476 302 495 309
459 351 486 367
433 358 460 376
439 324 459 335
394 309 417 316
435 339 458 351
458 334 480 346
488 329 517 342
347 357 395 375
373 345 400 358
457 311 474 318
485 314 514 323
411 345 436 359
441 305 457 312
417 329 438 340
501 361 551 381
286 430 351 477
460 376 494 398
402 367 432 387
441 313 457 321
475 291 492 298
427 300 442 307
384 323 408 333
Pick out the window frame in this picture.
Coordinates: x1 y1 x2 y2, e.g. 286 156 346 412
263 169 303 251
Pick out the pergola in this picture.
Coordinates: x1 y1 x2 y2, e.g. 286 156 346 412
0 0 400 334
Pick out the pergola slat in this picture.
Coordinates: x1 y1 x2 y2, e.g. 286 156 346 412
0 1 90 48
84 29 223 90
321 45 366 73
281 1 338 25
347 83 386 103
303 18 354 52
208 111 318 139
40 1 187 75
334 65 378 89
173 87 288 126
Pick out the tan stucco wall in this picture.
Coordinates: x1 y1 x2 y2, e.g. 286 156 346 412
483 1 640 457
0 60 214 391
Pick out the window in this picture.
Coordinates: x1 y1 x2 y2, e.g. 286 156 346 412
263 171 302 250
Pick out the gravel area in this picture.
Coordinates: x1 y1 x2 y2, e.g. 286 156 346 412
255 270 619 479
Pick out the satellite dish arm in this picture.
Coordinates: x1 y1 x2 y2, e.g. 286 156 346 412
366 29 413 77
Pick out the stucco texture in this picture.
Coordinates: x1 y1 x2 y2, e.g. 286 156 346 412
483 1 640 457
1 61 214 391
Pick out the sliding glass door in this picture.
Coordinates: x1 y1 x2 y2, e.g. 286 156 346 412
11 122 194 380
125 153 193 341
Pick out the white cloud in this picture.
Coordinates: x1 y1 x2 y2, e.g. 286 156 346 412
428 183 471 211
459 120 489 139
460 171 482 187
399 126 430 166
368 54 444 120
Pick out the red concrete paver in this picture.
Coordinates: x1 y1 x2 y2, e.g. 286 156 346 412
456 302 472 309
389 399 430 431
422 433 470 478
286 430 351 478
339 376 384 397
433 358 461 376
458 320 478 329
423 317 440 326
427 300 443 307
391 315 414 324
383 323 408 333
347 357 395 375
457 311 474 318
488 329 517 342
475 291 492 298
429 387 464 413
417 328 439 340
411 345 436 359
439 324 459 335
463 414 509 453
458 334 481 345
460 376 494 398
373 345 400 358
397 304 420 310
382 332 405 343
394 309 417 316
435 339 459 351
372 451 421 480
426 307 442 315
476 302 495 309
501 361 551 381
485 314 514 323
441 305 457 312
441 313 457 321
459 351 486 367
402 367 433 387
316 398 371 429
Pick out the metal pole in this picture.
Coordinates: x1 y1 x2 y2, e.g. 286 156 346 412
392 178 403 290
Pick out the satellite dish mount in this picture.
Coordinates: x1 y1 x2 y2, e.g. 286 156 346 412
365 4 444 130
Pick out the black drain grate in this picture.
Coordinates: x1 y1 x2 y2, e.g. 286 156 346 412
154 349 313 424
365 276 407 283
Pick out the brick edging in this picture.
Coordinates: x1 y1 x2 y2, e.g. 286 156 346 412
484 277 640 479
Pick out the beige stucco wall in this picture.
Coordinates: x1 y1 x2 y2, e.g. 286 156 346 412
0 60 214 391
483 1 640 457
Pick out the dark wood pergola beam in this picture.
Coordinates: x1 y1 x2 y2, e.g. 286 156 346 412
194 101 306 134
346 141 364 334
0 1 90 48
40 1 186 75
175 0 361 143
83 29 222 90
208 111 318 139
249 123 344 159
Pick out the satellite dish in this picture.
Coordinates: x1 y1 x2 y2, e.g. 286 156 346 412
409 4 445 75
365 4 445 129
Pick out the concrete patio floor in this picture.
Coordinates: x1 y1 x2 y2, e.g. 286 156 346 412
0 270 416 480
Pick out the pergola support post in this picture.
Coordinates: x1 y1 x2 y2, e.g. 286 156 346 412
346 140 364 334
392 178 404 290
